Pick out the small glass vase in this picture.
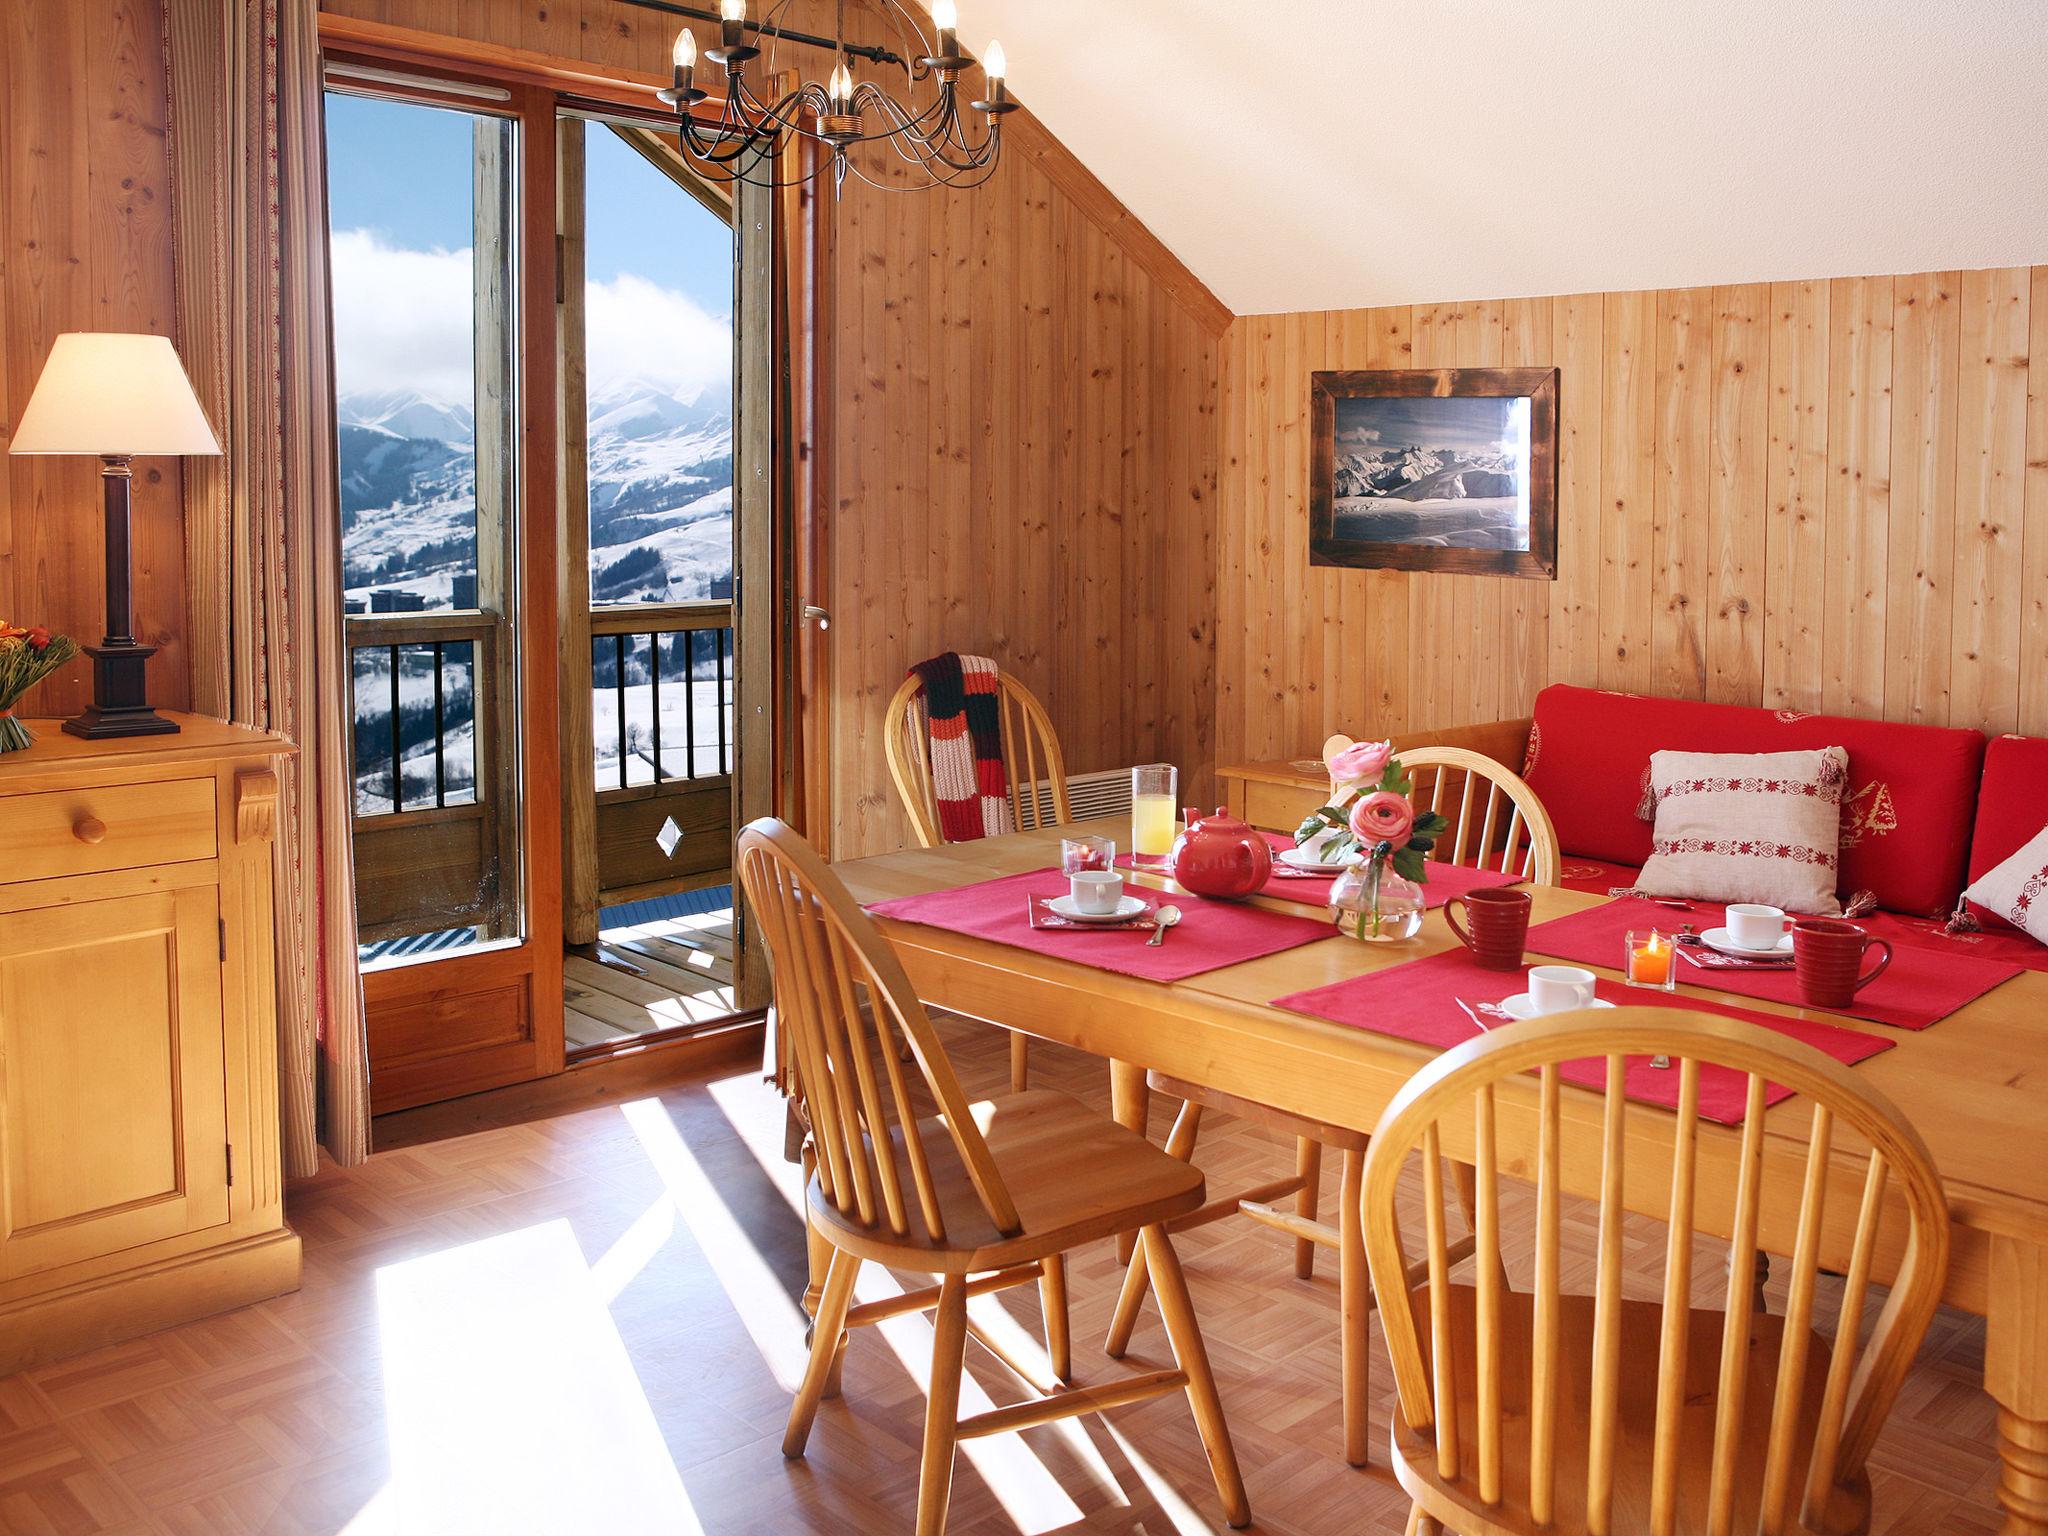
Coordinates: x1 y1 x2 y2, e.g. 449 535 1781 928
0 712 32 754
1330 858 1426 943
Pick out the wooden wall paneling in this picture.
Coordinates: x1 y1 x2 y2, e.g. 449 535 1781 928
1652 286 1713 700
1241 314 1280 758
1 0 189 718
1598 290 1657 694
1501 296 1554 717
1288 309 1327 748
1951 267 2031 736
1884 272 1962 725
1706 283 1770 705
1763 280 1831 712
1821 275 1894 718
1215 318 1247 765
1549 293 1606 689
1123 265 1157 759
2026 266 2048 737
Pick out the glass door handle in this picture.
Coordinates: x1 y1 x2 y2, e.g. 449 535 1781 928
801 605 831 631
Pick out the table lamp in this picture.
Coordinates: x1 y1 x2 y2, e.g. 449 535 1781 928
8 333 221 738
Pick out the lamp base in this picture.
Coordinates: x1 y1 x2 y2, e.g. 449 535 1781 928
63 640 180 739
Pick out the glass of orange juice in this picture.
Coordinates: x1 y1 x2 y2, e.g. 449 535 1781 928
1131 764 1178 868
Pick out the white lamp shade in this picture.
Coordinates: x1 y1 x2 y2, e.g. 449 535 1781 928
9 333 221 457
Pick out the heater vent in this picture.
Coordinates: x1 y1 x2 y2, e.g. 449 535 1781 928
1031 767 1134 826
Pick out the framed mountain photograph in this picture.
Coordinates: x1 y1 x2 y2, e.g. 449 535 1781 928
1309 367 1558 578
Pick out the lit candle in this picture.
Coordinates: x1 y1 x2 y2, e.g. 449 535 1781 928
1628 929 1673 987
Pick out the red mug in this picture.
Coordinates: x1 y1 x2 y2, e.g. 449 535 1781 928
1443 888 1533 972
1791 918 1892 1009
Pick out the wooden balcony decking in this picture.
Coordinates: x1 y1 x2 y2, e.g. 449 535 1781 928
563 906 739 1051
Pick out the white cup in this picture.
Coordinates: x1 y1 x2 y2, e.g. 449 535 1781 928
1727 903 1790 950
1070 870 1125 915
1527 964 1598 1015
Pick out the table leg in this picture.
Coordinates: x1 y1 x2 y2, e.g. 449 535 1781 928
1987 1235 2048 1533
1111 1058 1150 1265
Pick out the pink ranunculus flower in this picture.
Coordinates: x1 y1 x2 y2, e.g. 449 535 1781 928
1349 789 1414 848
1327 738 1394 787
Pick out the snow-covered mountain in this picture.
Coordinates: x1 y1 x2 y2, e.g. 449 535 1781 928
1332 444 1517 503
339 377 733 609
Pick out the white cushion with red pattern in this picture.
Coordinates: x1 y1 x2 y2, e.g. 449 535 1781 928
1633 746 1849 915
1962 823 2048 947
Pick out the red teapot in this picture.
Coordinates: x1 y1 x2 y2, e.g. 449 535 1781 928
1166 806 1273 901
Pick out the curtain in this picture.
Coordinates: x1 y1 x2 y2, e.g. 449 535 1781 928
164 0 371 1173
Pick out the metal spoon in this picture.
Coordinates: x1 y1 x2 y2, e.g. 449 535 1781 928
1146 905 1182 947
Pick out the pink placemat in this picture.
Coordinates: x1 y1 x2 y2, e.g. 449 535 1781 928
1857 910 2048 975
1524 896 2022 1031
1120 833 1523 911
1270 947 1894 1125
867 867 1334 983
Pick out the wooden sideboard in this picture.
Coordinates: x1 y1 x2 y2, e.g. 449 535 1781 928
0 715 301 1372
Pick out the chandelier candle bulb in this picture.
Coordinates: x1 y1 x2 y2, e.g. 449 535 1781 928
829 61 855 109
932 0 959 56
673 27 696 67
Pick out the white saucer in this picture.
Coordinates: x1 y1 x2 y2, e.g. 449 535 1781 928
1047 893 1150 924
1499 994 1618 1021
1279 846 1362 875
1700 926 1794 959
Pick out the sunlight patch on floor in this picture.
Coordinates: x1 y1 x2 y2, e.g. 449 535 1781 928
376 1219 704 1535
621 1095 813 1391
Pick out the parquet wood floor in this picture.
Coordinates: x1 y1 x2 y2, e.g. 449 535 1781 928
0 1016 2002 1534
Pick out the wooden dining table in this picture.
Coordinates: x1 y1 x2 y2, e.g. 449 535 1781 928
833 816 2048 1534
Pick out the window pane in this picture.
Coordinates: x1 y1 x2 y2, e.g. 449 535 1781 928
327 89 523 964
582 123 734 605
328 94 487 615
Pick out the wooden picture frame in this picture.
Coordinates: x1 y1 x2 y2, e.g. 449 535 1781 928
1309 367 1559 578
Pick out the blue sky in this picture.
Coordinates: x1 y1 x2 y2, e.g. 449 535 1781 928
1333 395 1528 458
324 92 733 318
324 92 734 406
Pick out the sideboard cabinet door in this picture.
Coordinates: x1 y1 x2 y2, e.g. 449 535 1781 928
0 887 231 1281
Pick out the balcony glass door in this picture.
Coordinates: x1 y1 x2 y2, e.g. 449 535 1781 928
329 89 523 964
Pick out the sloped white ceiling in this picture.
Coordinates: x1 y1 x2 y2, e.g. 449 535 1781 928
960 0 2048 315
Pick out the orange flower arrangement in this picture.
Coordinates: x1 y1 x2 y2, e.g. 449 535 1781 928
0 619 81 752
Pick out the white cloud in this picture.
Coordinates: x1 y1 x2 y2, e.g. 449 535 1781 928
586 271 731 405
330 230 476 405
328 230 732 407
1338 426 1382 445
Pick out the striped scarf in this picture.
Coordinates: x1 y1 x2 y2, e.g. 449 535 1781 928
909 652 1014 842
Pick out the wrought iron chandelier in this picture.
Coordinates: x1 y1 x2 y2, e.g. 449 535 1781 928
633 0 1014 192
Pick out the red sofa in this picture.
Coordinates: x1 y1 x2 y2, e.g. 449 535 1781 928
1510 685 2039 924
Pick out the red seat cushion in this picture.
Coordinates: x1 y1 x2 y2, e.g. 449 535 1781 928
1521 685 1985 918
1965 734 2048 931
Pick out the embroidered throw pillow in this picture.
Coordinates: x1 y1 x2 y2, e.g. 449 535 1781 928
1634 747 1849 915
1962 824 2048 947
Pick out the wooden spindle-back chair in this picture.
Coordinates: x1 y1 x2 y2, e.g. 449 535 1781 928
1112 736 1559 1465
736 818 1250 1535
1364 1007 1950 1536
1324 734 1560 885
885 666 1071 1091
885 668 1072 846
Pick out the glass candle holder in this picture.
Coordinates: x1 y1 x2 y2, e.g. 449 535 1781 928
1625 928 1678 991
1060 834 1116 874
1130 764 1178 867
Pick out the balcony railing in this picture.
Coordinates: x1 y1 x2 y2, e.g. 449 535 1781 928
591 601 734 792
346 611 501 818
